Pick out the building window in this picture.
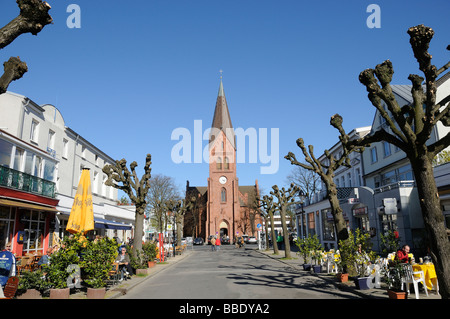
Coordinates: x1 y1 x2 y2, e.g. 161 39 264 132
0 139 13 168
383 142 391 157
21 210 46 255
47 130 55 150
30 120 39 143
347 172 352 187
398 164 414 181
221 188 226 202
13 147 24 171
43 160 56 182
216 157 222 170
356 168 361 187
0 206 14 252
63 139 69 159
81 146 86 159
371 147 378 163
224 157 229 170
102 175 107 196
93 171 99 194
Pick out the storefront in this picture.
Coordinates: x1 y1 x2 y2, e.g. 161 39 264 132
0 197 58 256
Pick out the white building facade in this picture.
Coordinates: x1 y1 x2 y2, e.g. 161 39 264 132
295 73 450 256
0 91 135 255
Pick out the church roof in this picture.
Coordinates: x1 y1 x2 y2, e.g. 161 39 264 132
210 78 236 149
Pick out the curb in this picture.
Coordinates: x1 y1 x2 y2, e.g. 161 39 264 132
106 249 194 299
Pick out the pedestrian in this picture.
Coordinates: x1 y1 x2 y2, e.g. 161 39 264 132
211 236 216 251
395 244 411 263
216 236 221 251
277 233 283 250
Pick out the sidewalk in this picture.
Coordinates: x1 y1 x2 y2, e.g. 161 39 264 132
69 248 195 299
255 248 442 300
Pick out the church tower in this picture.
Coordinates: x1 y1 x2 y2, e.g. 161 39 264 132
206 77 240 241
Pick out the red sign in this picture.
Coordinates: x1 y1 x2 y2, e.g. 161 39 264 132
353 206 368 216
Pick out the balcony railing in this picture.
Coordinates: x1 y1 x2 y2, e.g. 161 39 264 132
0 165 56 198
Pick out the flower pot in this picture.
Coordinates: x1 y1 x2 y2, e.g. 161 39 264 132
312 265 321 273
302 264 312 271
136 268 149 275
148 261 156 268
355 277 371 290
337 273 348 283
387 290 408 299
49 288 70 299
87 287 106 299
17 289 41 299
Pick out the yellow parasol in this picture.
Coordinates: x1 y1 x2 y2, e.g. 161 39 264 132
66 168 94 235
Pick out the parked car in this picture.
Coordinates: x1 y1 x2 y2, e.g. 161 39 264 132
193 237 204 245
180 238 187 245
207 235 215 245
186 237 193 245
221 237 230 245
248 236 257 244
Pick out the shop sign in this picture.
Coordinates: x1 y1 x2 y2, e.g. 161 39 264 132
353 206 368 216
326 211 349 221
383 198 398 215
0 251 14 286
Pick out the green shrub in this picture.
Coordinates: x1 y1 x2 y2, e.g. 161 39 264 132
80 236 119 288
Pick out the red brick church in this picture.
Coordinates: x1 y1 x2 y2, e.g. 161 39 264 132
184 78 261 243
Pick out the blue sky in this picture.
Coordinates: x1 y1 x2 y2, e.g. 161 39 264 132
1 0 449 197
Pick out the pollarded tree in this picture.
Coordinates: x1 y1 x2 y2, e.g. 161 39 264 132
270 184 300 259
285 139 363 244
0 0 53 94
103 154 152 254
260 194 279 255
331 25 450 299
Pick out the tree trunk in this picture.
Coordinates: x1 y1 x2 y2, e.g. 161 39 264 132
412 156 450 299
264 216 270 251
133 205 145 254
269 211 279 255
280 206 291 259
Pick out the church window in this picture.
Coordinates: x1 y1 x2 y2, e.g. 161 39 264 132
221 188 226 202
216 157 222 170
224 157 229 170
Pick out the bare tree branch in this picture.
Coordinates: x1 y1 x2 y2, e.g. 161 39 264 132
0 0 53 49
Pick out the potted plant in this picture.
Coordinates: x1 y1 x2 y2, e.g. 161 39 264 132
142 241 158 268
42 233 83 298
308 236 323 273
130 248 149 275
80 236 118 299
43 248 80 298
17 269 51 299
385 260 408 299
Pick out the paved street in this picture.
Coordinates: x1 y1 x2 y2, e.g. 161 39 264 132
119 245 361 299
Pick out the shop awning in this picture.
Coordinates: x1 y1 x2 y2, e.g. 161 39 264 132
0 198 58 212
94 217 132 230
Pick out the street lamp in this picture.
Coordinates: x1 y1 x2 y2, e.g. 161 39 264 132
298 190 307 238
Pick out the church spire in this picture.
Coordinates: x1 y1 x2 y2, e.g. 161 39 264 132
210 72 236 149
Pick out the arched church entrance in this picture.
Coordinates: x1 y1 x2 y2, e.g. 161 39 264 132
219 221 229 238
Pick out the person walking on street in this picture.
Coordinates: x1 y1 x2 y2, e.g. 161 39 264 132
211 236 216 251
216 237 221 251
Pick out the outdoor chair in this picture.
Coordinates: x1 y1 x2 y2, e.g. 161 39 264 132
108 263 120 286
326 253 338 274
0 276 19 299
400 263 428 299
